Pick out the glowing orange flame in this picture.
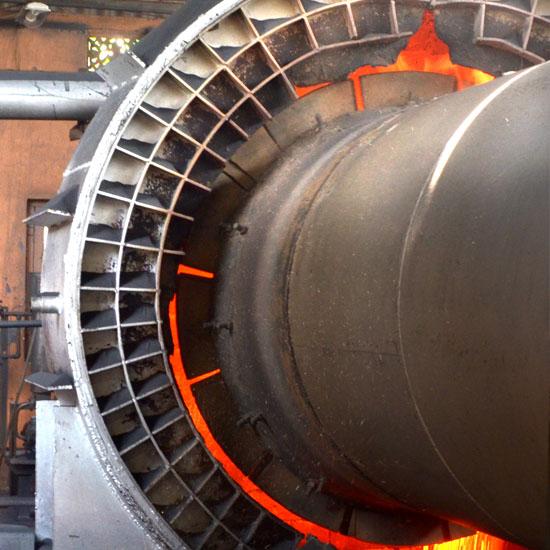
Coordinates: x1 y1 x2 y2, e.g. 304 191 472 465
177 264 215 279
188 368 221 386
296 11 494 110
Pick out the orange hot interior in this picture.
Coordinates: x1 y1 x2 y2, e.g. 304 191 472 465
168 15 510 548
296 11 494 109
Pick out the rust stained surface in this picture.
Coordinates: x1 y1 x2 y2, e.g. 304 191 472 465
0 10 161 489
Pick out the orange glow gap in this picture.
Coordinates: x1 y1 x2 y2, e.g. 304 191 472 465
296 11 494 110
170 17 502 548
177 264 215 279
169 293 520 550
188 369 221 387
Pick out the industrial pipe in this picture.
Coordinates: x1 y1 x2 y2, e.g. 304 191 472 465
0 71 109 120
0 320 42 329
216 63 549 547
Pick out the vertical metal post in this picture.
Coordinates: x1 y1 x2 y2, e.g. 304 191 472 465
0 306 11 461
0 311 40 467
35 401 54 544
0 322 7 459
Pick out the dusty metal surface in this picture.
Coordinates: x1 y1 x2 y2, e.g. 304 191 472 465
216 64 549 547
35 400 159 548
0 524 34 549
32 0 550 548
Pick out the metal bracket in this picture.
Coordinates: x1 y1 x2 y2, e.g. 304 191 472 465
26 372 76 407
30 293 63 316
24 186 79 228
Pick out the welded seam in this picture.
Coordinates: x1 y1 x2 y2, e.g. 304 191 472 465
282 112 423 509
396 61 546 538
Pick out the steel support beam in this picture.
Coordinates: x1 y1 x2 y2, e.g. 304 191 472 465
0 71 109 120
0 0 183 15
